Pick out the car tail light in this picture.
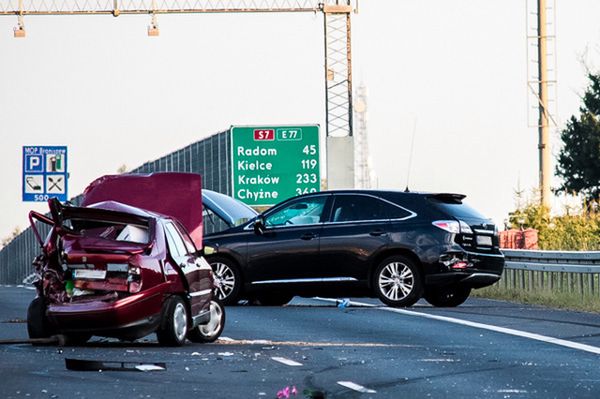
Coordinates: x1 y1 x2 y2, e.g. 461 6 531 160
127 266 142 293
439 253 473 270
432 220 473 234
450 261 470 269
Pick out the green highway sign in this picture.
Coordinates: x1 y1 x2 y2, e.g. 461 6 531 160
231 125 320 206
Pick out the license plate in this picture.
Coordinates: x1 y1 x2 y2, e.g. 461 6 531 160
73 269 107 279
476 235 492 246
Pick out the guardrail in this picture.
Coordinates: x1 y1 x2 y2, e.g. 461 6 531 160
501 249 600 296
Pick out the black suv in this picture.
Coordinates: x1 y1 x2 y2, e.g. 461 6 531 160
203 190 504 307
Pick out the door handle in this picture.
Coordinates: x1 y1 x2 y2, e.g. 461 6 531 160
369 229 387 237
300 232 317 240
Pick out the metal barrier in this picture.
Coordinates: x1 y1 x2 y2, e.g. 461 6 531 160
502 249 600 296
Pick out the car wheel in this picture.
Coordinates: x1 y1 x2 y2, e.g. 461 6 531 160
157 296 188 346
209 256 242 306
187 300 226 343
424 286 471 307
27 297 53 340
373 255 423 307
255 293 294 306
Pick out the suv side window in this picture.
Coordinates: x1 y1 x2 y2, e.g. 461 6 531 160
331 195 412 222
265 196 327 227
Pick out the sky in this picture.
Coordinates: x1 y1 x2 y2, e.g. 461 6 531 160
1 0 600 240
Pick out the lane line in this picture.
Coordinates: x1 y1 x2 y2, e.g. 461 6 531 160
337 381 376 394
271 357 303 367
313 298 600 356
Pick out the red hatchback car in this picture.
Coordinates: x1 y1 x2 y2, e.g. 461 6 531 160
27 197 225 346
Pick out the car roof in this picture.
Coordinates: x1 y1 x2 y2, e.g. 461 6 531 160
290 189 465 198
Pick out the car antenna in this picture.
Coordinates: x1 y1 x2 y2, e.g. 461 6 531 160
405 118 418 192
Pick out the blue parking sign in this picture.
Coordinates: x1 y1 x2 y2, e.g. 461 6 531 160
25 154 43 172
23 146 68 202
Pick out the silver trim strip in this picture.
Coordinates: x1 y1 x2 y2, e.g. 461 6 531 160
190 289 212 297
465 250 504 258
461 273 501 281
474 229 494 235
251 277 358 285
243 192 418 231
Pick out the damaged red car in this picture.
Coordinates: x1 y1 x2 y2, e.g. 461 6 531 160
27 198 225 346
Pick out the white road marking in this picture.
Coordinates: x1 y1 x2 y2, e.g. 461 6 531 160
497 389 528 393
313 298 600 356
271 357 303 367
337 381 376 394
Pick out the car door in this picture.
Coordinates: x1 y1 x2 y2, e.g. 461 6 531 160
164 221 211 317
245 194 330 284
318 194 395 281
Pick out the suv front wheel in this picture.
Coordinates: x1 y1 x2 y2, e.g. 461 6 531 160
373 255 423 307
209 256 242 306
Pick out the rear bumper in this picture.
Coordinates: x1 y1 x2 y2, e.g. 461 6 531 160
425 251 504 289
46 283 169 339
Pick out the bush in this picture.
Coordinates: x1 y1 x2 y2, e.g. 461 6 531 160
508 195 600 250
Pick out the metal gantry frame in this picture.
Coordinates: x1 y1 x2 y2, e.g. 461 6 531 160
0 0 357 188
526 0 557 210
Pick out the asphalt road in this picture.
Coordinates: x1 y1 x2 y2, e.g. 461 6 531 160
1 286 600 399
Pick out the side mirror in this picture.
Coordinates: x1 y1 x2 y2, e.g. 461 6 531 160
253 216 265 235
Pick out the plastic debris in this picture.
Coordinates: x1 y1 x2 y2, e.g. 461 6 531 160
65 358 166 372
276 386 298 399
337 299 350 309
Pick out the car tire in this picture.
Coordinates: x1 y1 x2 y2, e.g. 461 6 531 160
157 296 188 346
27 297 53 340
187 299 226 343
373 255 423 308
255 293 294 306
209 256 242 306
424 286 471 307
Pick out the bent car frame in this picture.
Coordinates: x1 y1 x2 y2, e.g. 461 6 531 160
27 198 225 346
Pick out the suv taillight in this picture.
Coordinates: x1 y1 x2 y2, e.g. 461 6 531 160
432 220 473 234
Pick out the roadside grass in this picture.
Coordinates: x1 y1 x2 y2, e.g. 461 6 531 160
473 285 600 313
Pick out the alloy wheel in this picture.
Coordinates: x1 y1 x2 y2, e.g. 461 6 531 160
212 262 236 301
378 261 414 301
199 301 223 338
172 302 188 343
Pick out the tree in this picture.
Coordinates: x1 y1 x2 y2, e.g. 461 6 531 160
556 73 600 202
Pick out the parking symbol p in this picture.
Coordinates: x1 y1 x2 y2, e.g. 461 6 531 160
25 155 43 172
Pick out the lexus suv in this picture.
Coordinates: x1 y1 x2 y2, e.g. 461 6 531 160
203 190 504 307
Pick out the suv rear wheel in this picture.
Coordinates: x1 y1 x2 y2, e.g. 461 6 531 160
373 255 423 307
424 286 471 307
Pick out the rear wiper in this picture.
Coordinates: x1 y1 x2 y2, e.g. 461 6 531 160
426 193 466 204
